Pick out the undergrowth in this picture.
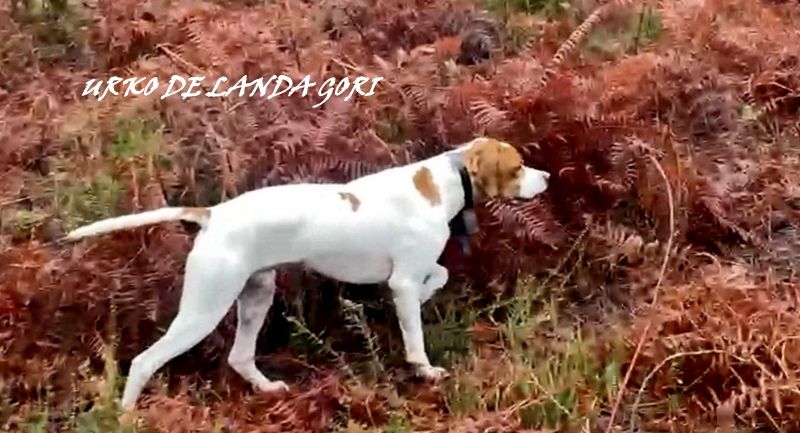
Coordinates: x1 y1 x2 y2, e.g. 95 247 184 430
2 0 800 431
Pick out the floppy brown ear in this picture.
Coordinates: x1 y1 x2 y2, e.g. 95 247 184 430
464 140 500 198
465 145 482 177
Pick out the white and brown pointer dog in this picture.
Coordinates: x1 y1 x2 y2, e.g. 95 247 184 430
65 137 551 411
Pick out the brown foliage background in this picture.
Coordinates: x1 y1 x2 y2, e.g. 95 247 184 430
1 0 799 431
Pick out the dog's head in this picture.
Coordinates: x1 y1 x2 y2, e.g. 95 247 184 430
461 137 550 201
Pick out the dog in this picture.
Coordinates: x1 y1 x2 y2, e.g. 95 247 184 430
64 136 550 411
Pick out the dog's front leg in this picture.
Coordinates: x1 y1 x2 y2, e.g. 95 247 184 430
388 270 448 380
419 264 449 304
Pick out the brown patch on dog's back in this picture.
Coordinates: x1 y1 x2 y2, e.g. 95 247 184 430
339 192 361 211
464 138 524 198
413 167 441 206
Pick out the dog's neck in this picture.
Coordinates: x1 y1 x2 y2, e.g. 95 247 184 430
448 161 478 254
440 149 480 254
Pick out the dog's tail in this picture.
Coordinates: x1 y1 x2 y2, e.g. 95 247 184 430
65 207 211 241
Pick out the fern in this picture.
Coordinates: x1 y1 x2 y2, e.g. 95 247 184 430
268 155 390 186
486 198 566 249
182 6 227 70
538 0 639 91
470 99 513 136
5 0 800 429
607 139 642 192
340 298 384 382
399 84 431 132
305 98 353 150
286 315 355 379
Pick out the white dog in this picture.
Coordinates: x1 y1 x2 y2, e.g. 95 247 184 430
65 136 550 411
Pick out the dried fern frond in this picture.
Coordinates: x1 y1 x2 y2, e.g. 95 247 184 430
589 219 658 265
469 99 513 137
538 0 640 91
485 198 566 249
305 97 353 150
340 298 384 381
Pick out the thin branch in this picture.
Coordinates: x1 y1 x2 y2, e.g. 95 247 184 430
156 44 206 77
605 150 675 432
629 350 728 432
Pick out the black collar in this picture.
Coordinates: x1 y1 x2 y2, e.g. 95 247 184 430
448 163 479 254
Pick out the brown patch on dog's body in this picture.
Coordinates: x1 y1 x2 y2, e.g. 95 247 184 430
413 167 442 206
463 138 524 199
339 192 361 211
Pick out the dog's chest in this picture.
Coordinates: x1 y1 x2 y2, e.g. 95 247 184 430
303 254 392 284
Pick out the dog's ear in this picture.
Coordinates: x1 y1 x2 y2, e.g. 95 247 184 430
464 143 482 178
465 139 498 198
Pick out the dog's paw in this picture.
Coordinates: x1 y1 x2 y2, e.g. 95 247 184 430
257 380 289 393
414 364 449 381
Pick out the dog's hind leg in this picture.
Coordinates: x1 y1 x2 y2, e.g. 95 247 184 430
120 250 249 411
226 268 288 393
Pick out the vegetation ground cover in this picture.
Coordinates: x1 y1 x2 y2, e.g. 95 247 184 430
1 0 799 431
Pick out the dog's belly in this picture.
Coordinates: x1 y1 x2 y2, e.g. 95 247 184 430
303 254 392 284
